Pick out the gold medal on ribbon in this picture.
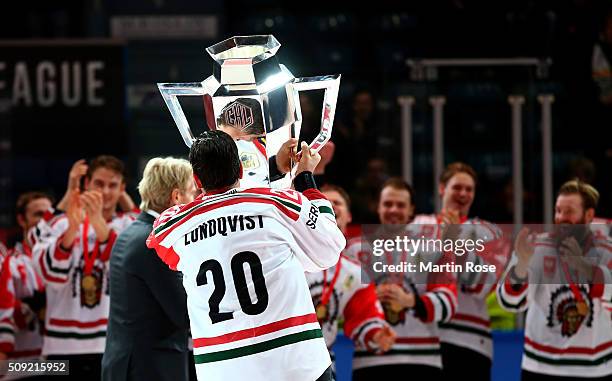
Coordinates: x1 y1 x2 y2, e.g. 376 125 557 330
316 303 328 321
81 274 99 307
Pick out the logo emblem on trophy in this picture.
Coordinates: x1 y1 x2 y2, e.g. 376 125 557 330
158 35 340 188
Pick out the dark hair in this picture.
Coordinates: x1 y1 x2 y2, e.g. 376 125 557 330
320 184 351 209
380 177 415 206
216 98 265 136
440 162 477 186
558 179 599 211
87 155 126 182
16 191 53 216
189 130 241 191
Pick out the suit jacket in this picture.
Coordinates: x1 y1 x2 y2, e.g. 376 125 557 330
102 212 190 381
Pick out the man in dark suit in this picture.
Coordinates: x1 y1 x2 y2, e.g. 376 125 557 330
102 157 198 381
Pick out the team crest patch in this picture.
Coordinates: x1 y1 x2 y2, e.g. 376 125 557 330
547 285 592 337
240 152 260 170
543 256 556 276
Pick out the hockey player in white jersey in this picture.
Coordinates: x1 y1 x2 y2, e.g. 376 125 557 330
147 130 346 381
497 180 612 380
31 156 136 378
412 162 508 381
308 185 395 366
352 178 458 380
0 192 51 373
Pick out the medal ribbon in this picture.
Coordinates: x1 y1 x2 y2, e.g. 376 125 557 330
81 217 99 275
561 261 586 305
320 259 342 308
559 234 594 307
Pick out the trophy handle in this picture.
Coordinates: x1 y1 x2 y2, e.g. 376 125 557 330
292 74 341 153
157 82 208 148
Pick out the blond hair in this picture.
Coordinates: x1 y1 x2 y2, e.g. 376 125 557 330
138 157 193 212
558 179 600 211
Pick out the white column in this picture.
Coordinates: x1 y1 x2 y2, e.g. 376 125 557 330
398 96 415 185
429 96 446 213
538 94 555 226
508 95 525 228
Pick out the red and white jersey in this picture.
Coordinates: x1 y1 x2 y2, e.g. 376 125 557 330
497 232 612 378
591 217 611 238
147 187 345 381
305 253 386 351
352 222 458 370
412 214 507 359
0 253 16 355
6 243 44 364
31 212 135 355
236 139 270 189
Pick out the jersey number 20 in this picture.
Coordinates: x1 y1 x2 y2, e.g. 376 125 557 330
197 251 269 324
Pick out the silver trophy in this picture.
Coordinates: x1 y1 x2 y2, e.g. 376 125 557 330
158 35 341 188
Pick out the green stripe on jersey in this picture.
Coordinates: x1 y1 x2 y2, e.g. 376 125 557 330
524 348 612 366
194 329 322 364
318 205 335 217
45 330 106 339
438 322 492 338
155 193 301 236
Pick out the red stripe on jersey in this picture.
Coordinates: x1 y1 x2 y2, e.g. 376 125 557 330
253 139 267 158
49 318 108 328
533 242 556 248
37 250 66 284
525 337 612 355
303 189 328 201
453 313 490 328
156 197 299 243
8 349 42 358
164 246 180 271
0 257 15 308
193 313 318 347
53 238 72 260
396 337 440 345
594 243 612 252
431 285 457 317
504 278 527 296
99 230 117 262
240 188 303 205
0 343 14 353
420 294 435 323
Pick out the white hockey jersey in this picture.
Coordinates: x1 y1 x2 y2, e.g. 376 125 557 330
497 232 612 378
305 251 386 351
0 252 16 355
6 242 44 361
411 214 507 359
0 242 46 380
31 211 135 355
147 187 346 381
352 224 458 370
236 139 270 189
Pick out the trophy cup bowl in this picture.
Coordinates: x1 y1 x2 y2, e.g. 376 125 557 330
158 35 340 188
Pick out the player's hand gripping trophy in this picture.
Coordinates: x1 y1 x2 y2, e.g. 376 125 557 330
158 35 340 188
